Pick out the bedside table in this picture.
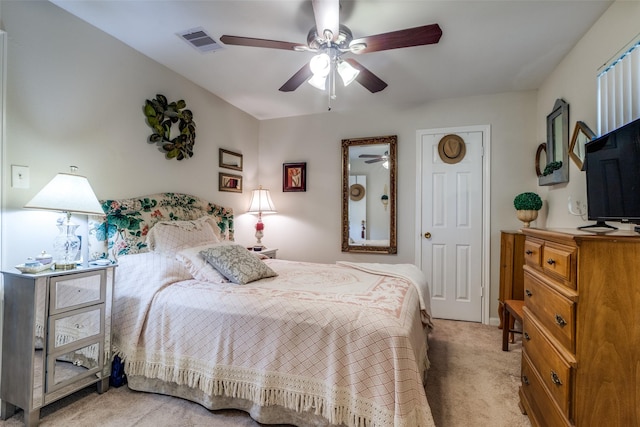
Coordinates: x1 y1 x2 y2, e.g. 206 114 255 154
249 247 278 259
0 264 116 427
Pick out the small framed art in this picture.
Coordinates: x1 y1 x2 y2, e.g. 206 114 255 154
283 162 306 192
219 148 243 171
219 172 242 193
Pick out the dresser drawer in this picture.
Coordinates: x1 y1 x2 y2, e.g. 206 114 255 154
524 269 575 352
524 238 543 267
49 270 106 314
542 243 575 289
523 308 574 418
521 353 570 427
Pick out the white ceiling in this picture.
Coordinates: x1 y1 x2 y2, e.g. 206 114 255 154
50 0 612 121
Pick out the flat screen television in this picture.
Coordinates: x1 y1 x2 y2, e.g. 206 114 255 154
583 117 640 230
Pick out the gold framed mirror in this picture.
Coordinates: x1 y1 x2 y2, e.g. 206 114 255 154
569 121 595 171
342 135 397 254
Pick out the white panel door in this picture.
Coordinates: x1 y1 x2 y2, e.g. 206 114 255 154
418 129 484 322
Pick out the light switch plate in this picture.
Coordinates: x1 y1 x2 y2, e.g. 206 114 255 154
11 165 29 189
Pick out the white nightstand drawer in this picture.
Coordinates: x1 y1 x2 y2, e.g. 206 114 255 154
49 270 105 314
249 248 278 259
49 305 104 352
46 339 103 394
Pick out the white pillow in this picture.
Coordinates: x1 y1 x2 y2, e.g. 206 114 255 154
175 243 230 283
146 216 221 253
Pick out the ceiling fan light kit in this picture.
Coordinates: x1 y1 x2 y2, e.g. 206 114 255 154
337 60 359 86
308 73 328 90
309 53 331 76
219 0 442 109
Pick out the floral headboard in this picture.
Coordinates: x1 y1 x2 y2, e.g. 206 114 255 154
88 192 234 261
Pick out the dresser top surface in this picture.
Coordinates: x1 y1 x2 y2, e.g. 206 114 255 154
521 227 640 242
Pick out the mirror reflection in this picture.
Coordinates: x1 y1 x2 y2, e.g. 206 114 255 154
342 135 397 254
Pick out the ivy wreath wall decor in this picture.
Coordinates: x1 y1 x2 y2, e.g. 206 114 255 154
144 94 196 160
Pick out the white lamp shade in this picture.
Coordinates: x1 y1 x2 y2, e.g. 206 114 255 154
24 172 104 215
310 53 331 77
337 60 360 86
308 73 328 91
247 188 276 214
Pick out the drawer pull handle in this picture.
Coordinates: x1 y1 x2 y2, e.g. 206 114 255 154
525 250 533 255
522 375 530 385
550 371 563 386
554 314 567 327
525 289 533 298
523 332 531 341
546 258 556 265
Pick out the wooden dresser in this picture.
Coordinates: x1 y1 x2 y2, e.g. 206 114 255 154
519 228 640 426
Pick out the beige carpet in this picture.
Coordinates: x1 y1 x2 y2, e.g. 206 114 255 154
0 319 531 426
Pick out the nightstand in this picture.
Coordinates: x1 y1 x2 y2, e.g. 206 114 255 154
249 247 278 259
0 264 116 427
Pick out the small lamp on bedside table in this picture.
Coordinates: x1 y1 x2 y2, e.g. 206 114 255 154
247 185 276 250
24 166 104 270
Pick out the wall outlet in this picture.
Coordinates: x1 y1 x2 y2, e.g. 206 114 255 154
11 165 29 189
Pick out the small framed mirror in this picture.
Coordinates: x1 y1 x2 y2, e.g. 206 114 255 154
569 121 595 171
539 99 569 185
342 135 397 254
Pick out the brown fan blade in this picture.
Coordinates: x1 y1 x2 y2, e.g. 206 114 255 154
365 158 384 164
279 63 313 92
351 24 442 54
359 154 381 158
312 0 339 42
343 59 388 93
220 35 305 51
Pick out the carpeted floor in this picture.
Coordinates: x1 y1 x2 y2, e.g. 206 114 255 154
0 319 531 426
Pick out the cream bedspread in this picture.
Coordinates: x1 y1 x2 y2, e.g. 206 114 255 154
113 253 435 427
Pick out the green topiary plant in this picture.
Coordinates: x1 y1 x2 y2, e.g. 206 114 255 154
513 192 543 211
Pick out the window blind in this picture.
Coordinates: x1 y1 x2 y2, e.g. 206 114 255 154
597 36 640 135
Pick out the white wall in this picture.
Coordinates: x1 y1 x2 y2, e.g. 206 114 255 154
1 1 260 268
536 1 640 229
258 91 538 319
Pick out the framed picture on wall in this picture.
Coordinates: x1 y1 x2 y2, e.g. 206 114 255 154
283 162 306 192
219 172 242 193
219 148 243 171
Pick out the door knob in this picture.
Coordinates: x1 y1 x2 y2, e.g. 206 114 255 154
424 232 432 239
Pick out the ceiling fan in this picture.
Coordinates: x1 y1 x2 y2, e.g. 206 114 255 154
360 151 388 164
219 0 442 97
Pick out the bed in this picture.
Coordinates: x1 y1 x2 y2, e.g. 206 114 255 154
88 193 435 427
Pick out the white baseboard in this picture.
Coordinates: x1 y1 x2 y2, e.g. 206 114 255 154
488 316 500 327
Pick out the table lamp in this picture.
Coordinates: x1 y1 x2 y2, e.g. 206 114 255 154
24 167 104 270
247 186 276 249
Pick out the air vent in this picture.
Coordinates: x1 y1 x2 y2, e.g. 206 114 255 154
178 27 223 53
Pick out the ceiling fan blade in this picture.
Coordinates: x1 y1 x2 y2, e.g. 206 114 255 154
359 154 381 158
351 23 442 54
279 63 313 92
220 35 305 51
312 0 339 42
365 158 384 164
343 59 388 93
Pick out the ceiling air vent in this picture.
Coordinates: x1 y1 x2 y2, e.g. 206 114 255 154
178 27 223 53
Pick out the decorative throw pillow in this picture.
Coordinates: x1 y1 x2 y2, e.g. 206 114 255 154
146 216 221 253
175 244 230 283
200 244 277 285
